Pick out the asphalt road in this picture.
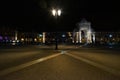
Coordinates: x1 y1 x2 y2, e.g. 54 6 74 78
0 45 120 80
0 45 59 70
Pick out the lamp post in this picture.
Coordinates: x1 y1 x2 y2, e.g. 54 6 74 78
52 9 61 50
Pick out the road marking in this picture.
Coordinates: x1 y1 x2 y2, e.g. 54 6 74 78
65 53 120 76
60 50 67 54
0 53 61 76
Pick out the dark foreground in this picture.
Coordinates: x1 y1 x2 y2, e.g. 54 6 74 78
0 45 120 80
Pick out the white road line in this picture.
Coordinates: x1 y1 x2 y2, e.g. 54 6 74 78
0 53 61 76
65 53 120 76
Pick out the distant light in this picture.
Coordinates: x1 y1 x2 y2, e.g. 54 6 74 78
39 34 43 37
109 34 112 38
62 34 66 37
17 40 19 43
58 9 61 16
34 38 37 42
12 40 19 43
12 40 16 43
21 38 24 41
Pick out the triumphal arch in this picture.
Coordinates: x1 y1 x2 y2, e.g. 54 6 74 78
73 19 95 44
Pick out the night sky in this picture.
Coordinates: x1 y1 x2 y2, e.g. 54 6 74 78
0 0 120 32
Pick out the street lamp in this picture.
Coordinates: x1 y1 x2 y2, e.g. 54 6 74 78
52 9 62 50
52 9 61 17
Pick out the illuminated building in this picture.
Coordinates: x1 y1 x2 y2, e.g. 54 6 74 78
73 19 95 44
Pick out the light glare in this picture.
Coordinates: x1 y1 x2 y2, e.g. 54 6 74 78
21 38 24 41
52 9 56 16
58 9 61 16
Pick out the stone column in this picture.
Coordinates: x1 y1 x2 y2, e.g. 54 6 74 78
43 32 45 43
79 31 82 43
15 31 18 41
93 32 95 43
76 32 79 43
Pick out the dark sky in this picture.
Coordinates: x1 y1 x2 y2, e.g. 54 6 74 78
0 0 120 32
